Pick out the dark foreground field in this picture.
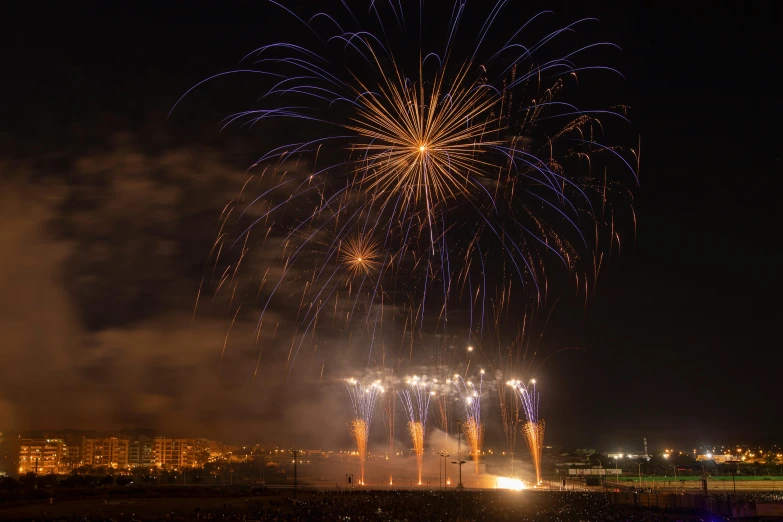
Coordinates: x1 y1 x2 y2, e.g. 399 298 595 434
0 495 251 520
4 488 778 521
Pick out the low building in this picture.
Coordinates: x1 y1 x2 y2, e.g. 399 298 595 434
568 467 622 476
0 433 20 476
696 453 737 463
252 442 278 455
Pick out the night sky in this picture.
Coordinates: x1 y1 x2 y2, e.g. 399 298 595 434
1 1 779 452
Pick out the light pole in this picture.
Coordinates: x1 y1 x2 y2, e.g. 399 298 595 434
260 456 268 484
596 458 603 488
292 450 298 497
453 420 467 522
510 451 514 474
614 458 619 486
636 463 642 490
456 420 464 489
438 452 450 490
670 465 678 491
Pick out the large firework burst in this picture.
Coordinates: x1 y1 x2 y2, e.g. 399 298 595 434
181 0 637 383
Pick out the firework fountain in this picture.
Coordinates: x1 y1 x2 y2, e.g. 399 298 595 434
382 377 396 485
398 376 435 485
171 0 640 492
346 378 385 485
498 372 521 472
508 379 544 484
452 371 485 474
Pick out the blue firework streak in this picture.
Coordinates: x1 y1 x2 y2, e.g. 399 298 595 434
451 369 485 472
346 377 385 425
346 377 384 484
507 377 539 424
181 1 638 378
451 370 484 429
398 375 435 483
398 375 435 432
508 377 544 483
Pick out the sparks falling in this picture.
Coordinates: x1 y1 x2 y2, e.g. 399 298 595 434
398 375 435 484
408 421 425 484
181 1 639 382
508 378 544 484
452 371 485 474
346 378 385 484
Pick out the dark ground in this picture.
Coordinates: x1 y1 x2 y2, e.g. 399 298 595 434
1 488 770 521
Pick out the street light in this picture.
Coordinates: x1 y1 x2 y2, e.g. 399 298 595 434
438 452 450 490
595 458 603 488
291 450 298 496
670 465 678 491
613 457 619 486
455 420 465 490
636 463 642 490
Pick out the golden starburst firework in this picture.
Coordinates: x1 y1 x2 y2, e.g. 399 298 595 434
340 234 380 277
348 56 505 222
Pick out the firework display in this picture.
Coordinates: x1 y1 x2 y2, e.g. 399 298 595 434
508 379 544 484
180 0 636 489
398 376 435 484
347 378 385 484
452 371 485 474
185 0 637 382
381 377 396 485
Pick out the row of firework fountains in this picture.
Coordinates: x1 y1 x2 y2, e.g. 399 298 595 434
346 375 544 487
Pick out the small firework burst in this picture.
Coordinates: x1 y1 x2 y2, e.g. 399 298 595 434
340 234 381 278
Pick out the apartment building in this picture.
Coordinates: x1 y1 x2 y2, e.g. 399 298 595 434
129 436 154 467
18 439 64 475
154 438 196 468
82 438 130 468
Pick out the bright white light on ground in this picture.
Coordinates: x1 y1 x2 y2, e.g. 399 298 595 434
496 477 526 490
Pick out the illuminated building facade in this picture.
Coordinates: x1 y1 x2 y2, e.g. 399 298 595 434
82 438 130 468
18 439 64 475
129 436 154 467
0 433 20 477
154 438 196 468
